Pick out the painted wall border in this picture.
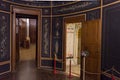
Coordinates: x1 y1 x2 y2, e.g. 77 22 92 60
3 0 78 8
52 6 100 17
0 71 10 75
40 66 62 70
52 1 78 8
0 61 10 66
3 0 50 8
0 10 10 14
103 0 120 8
102 72 120 79
41 58 62 62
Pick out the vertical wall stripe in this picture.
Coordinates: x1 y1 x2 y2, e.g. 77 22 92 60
50 1 52 58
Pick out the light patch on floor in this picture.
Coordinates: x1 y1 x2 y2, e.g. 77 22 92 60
20 44 36 61
66 64 80 77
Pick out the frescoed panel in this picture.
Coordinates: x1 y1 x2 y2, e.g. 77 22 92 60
52 1 72 6
41 17 51 58
86 9 100 21
52 17 63 59
0 64 10 73
41 60 53 67
52 1 100 15
103 0 118 5
0 1 10 11
102 3 120 79
0 12 10 62
42 8 51 15
7 0 51 6
41 60 62 69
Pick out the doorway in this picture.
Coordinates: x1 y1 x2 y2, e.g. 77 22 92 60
63 14 86 77
16 17 37 63
64 15 101 80
11 6 41 71
65 23 82 76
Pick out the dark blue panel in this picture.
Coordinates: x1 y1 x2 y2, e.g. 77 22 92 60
56 61 62 69
86 9 100 21
42 8 51 15
52 17 63 59
0 64 10 73
41 60 53 67
0 1 10 11
103 0 118 5
41 17 51 58
101 75 111 80
41 60 62 69
0 12 10 62
102 2 120 78
52 1 100 15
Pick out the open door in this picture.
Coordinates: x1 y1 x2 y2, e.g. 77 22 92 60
12 6 41 71
81 19 101 80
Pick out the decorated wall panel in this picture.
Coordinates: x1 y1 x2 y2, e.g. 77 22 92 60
103 0 118 5
42 8 51 15
102 2 120 79
41 17 51 58
0 64 10 73
0 12 10 62
52 17 63 59
0 0 10 12
52 1 100 15
86 8 100 21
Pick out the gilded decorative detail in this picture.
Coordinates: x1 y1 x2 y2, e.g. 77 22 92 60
0 15 8 60
58 2 93 12
44 9 49 13
55 40 59 54
43 19 49 54
54 19 60 57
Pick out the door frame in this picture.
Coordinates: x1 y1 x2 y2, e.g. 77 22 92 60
63 14 86 72
11 6 42 71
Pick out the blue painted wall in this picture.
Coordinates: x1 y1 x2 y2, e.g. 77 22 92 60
0 0 11 77
102 1 120 79
4 1 120 80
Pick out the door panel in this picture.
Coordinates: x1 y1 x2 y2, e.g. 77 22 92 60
81 20 101 80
